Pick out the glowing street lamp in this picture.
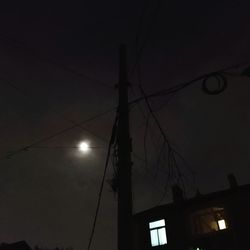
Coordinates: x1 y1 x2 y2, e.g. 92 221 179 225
78 142 90 153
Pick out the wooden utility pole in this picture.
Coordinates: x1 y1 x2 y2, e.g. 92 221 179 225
117 44 133 250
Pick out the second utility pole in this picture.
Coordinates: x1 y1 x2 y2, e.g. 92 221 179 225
117 44 133 250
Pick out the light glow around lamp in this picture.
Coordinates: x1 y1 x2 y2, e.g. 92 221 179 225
79 142 90 152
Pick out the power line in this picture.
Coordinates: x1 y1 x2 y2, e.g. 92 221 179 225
0 74 153 180
130 59 249 203
0 33 113 89
131 0 165 76
0 108 116 161
3 58 248 160
0 34 115 148
86 114 118 250
131 58 193 198
139 84 192 202
131 43 166 172
129 60 250 105
0 74 109 143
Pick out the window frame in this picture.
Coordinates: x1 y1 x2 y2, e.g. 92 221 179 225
189 207 228 236
149 219 167 247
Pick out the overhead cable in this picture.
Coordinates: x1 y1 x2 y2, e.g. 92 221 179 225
0 75 108 143
0 108 116 161
130 60 250 106
0 33 113 89
86 114 118 250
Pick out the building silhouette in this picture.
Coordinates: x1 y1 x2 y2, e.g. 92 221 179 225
133 174 250 250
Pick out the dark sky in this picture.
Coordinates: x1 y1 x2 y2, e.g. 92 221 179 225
1 1 250 249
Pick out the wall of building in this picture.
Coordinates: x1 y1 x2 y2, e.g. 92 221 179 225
133 183 250 250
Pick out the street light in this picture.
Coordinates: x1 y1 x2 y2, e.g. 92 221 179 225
78 141 90 153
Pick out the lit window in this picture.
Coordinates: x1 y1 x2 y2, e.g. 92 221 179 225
149 219 167 247
218 219 227 230
189 207 228 235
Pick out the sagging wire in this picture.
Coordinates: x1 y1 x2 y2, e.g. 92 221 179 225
156 146 187 206
131 0 165 76
1 108 115 161
130 63 162 175
139 85 191 203
129 71 230 106
135 72 228 201
133 70 229 204
130 72 228 201
86 113 118 250
131 60 250 205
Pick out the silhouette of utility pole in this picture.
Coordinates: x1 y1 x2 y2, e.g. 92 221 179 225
117 44 133 250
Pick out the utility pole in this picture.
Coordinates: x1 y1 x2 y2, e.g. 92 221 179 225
117 44 133 250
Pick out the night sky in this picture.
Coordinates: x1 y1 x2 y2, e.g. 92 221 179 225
1 1 250 249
